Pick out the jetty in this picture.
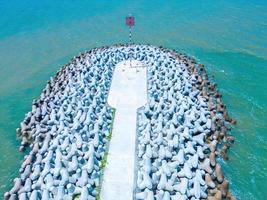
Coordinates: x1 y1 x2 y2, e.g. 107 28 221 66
5 45 236 200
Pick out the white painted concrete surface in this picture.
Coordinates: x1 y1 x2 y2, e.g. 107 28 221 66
100 60 147 200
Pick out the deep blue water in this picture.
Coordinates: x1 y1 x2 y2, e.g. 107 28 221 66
0 0 266 199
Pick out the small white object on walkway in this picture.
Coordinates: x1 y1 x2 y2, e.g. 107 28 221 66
100 60 147 200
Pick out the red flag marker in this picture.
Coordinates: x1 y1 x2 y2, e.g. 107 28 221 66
126 16 135 26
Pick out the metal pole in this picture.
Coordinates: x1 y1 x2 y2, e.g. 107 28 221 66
129 26 132 44
129 26 132 68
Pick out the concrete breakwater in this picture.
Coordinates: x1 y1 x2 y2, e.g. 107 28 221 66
5 45 236 200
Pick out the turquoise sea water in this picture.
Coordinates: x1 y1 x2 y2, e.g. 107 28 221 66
0 0 266 199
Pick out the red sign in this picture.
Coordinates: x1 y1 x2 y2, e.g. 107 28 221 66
126 16 135 26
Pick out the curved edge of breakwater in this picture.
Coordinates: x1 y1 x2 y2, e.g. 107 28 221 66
166 46 236 199
7 44 236 200
171 47 236 199
178 51 236 199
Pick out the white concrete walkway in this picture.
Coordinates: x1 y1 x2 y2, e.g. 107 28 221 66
100 60 147 200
